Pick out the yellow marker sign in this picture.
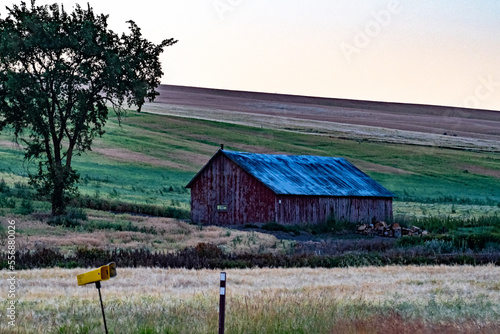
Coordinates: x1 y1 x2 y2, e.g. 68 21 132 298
77 262 117 286
107 262 117 279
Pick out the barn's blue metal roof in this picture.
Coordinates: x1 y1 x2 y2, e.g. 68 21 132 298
188 150 393 197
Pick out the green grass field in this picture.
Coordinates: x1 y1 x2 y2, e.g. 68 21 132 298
1 109 499 211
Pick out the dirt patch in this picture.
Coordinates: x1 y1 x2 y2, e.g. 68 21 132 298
349 159 415 175
0 140 23 149
169 150 209 167
230 143 290 155
22 234 106 249
92 147 193 170
462 165 500 179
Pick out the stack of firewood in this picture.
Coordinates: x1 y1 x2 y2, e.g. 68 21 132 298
356 222 428 238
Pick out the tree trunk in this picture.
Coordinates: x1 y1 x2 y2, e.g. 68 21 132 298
52 182 65 216
51 168 66 216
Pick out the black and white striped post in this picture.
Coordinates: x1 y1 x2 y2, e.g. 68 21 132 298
219 272 226 334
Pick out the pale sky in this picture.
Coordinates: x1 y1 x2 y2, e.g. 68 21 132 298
3 0 500 110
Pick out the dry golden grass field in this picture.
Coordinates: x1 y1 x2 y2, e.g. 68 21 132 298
8 210 293 255
2 265 500 333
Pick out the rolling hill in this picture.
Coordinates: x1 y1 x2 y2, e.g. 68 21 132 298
0 85 499 213
143 85 500 152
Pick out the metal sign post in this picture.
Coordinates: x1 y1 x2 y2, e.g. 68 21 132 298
219 272 226 334
76 262 117 334
95 281 108 334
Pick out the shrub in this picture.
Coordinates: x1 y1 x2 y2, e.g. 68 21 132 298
308 217 355 234
0 178 10 194
10 247 500 270
12 182 35 199
66 207 87 221
48 215 81 228
424 239 456 254
483 242 500 252
194 243 223 258
0 195 16 208
262 219 355 236
396 230 500 252
15 199 34 215
457 232 500 251
262 222 287 232
262 222 300 235
47 208 87 228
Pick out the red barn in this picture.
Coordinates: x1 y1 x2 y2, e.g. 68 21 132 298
186 149 394 225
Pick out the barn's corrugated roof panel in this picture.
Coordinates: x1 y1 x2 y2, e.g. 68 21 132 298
218 150 394 197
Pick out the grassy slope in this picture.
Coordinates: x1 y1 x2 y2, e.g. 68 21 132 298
1 110 500 210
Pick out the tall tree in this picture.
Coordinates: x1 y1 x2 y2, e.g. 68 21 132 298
0 1 177 215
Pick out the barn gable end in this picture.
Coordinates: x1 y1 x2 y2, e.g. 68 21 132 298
188 152 276 225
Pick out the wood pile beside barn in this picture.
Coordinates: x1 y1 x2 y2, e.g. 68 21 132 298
357 222 428 238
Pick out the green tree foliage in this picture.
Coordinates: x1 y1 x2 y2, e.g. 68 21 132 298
0 1 176 215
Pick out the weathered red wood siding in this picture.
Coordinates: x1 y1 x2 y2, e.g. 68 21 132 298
190 153 393 225
190 154 276 225
274 196 393 225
